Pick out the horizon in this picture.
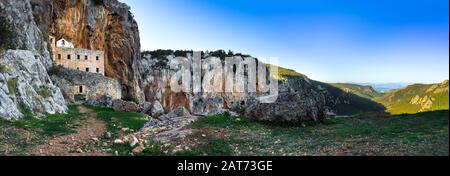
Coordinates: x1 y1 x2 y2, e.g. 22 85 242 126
121 0 449 84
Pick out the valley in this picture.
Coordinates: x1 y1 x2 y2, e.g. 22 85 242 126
333 81 449 114
0 0 448 157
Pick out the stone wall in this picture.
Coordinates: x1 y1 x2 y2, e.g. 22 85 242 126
52 47 105 76
49 66 121 104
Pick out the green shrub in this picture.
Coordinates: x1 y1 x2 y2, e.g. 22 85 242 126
37 87 51 98
19 42 27 50
7 78 18 96
0 64 9 73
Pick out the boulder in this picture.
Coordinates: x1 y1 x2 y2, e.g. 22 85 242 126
159 106 191 120
151 101 164 118
170 106 191 117
142 101 153 115
112 99 143 112
245 92 327 123
85 95 114 107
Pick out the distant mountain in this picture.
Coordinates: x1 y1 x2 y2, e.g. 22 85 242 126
331 83 382 99
362 83 412 93
309 81 385 115
374 80 449 114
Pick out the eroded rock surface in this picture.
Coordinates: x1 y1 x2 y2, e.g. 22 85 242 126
1 0 67 119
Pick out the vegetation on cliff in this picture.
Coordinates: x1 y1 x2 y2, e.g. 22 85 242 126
331 81 449 115
374 80 449 114
0 15 16 52
332 83 382 99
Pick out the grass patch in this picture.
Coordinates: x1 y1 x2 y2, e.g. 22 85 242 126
3 105 82 136
181 111 449 156
190 113 251 129
86 105 148 134
0 105 83 155
113 141 165 156
266 64 306 81
175 137 234 156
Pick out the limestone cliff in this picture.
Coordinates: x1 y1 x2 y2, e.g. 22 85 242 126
140 52 249 116
1 0 68 119
140 51 330 122
30 0 144 103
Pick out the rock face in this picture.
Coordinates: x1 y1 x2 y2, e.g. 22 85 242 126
0 51 68 120
139 50 387 122
140 51 331 122
140 52 254 117
0 0 53 68
49 66 122 105
30 0 144 103
245 76 327 122
0 0 68 120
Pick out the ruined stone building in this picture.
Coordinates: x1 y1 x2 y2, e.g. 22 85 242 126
48 35 120 103
49 35 105 76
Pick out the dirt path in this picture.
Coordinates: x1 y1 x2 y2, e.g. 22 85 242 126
31 106 109 156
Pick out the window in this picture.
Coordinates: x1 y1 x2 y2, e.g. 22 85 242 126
85 56 88 60
96 68 100 73
79 86 83 93
77 55 80 60
86 68 89 72
67 54 71 60
58 54 61 60
62 40 65 46
77 67 79 70
96 56 99 60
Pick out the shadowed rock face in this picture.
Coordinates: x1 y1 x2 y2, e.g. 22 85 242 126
30 0 144 103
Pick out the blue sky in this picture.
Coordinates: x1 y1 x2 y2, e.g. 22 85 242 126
121 0 449 84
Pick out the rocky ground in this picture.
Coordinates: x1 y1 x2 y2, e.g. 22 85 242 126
1 105 448 156
166 111 449 156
